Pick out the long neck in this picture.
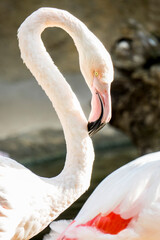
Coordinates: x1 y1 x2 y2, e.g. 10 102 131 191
18 8 94 213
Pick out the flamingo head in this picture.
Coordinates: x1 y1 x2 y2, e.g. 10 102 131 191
79 43 114 136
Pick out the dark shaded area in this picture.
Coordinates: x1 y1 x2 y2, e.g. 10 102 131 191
110 20 160 154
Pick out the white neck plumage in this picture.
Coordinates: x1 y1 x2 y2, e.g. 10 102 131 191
18 8 94 215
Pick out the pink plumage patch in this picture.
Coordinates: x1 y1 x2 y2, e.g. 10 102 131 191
59 212 132 239
79 211 132 234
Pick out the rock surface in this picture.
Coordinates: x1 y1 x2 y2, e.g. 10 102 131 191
110 20 160 154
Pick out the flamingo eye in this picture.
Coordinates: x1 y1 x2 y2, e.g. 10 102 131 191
94 71 99 77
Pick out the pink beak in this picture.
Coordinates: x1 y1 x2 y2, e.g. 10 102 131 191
88 83 112 136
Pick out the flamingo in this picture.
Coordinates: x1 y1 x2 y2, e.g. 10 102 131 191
44 151 160 240
0 8 113 240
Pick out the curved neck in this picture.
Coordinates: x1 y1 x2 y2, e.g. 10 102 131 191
18 8 94 212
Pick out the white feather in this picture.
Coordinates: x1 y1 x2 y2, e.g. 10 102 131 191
45 152 160 240
76 152 160 223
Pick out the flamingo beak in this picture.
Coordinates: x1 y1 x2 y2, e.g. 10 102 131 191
88 81 111 136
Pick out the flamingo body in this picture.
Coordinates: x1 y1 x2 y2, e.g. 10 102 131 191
0 7 113 240
0 156 56 240
45 151 160 240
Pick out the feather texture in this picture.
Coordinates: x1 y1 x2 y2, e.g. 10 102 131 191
45 152 160 240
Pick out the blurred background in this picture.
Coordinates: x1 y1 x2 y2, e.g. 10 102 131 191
0 0 160 239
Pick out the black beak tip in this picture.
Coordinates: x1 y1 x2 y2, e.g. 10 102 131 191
88 121 106 137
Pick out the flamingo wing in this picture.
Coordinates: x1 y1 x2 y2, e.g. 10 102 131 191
76 152 160 222
50 151 160 240
0 156 53 240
